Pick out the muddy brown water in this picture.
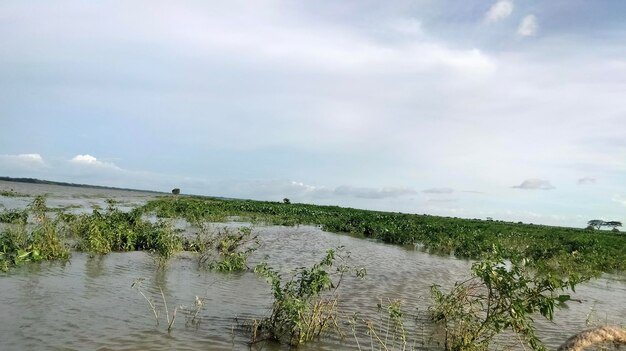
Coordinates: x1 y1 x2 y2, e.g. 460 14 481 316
1 181 625 350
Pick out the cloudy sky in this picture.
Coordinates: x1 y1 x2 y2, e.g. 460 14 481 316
1 1 625 227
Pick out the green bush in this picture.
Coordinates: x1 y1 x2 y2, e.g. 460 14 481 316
429 249 589 351
0 196 69 271
252 247 365 345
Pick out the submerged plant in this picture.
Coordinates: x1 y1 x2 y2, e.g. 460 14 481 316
0 196 69 271
131 279 180 332
186 225 259 272
63 201 182 260
252 247 365 346
429 248 589 351
0 209 28 225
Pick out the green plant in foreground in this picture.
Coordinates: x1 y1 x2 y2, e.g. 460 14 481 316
0 197 69 271
429 249 589 351
252 247 366 346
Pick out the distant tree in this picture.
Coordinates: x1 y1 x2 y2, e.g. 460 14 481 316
587 219 605 230
283 198 291 204
605 221 622 230
172 188 180 195
587 219 622 231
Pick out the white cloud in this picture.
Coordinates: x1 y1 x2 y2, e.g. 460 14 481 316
0 153 46 173
485 1 514 23
69 154 121 170
517 15 538 37
0 153 44 163
512 179 554 190
577 177 596 185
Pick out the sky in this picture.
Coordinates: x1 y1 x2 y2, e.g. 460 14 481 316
1 1 625 227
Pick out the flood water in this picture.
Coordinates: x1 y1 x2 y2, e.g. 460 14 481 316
1 181 625 350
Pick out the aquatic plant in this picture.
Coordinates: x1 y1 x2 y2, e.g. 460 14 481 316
63 201 182 259
181 295 206 327
252 247 365 346
185 225 259 272
429 249 589 351
349 298 414 351
0 209 28 224
139 196 626 275
0 189 29 197
131 279 180 332
0 197 69 271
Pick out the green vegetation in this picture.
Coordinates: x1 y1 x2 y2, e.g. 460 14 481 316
2 197 261 271
0 196 70 271
1 190 622 350
252 247 365 346
185 225 259 272
63 200 182 259
429 249 587 351
0 189 29 197
140 196 626 275
0 208 28 224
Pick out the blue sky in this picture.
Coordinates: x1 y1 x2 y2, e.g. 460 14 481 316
1 1 625 227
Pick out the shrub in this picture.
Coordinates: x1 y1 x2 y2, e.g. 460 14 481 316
429 249 588 351
252 247 365 345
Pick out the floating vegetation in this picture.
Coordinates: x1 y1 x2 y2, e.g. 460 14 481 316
0 189 30 197
139 196 626 275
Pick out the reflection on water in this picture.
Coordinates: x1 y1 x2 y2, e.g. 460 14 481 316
1 182 625 350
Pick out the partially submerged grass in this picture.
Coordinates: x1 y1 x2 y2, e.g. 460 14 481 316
0 189 30 197
185 225 259 272
63 200 182 259
0 209 28 225
0 196 69 271
250 247 366 346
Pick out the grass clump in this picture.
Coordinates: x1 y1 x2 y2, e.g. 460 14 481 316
64 200 182 259
0 189 29 197
186 225 259 272
251 247 365 346
0 196 69 271
0 209 28 224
